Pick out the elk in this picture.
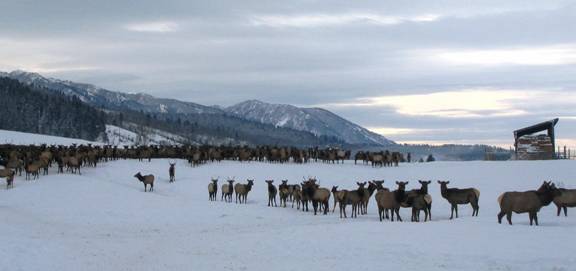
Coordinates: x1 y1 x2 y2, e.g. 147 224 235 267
208 178 218 201
221 179 235 202
134 172 155 192
553 188 576 216
331 186 348 218
25 161 41 180
234 179 254 204
67 156 82 175
278 180 290 207
301 178 330 215
438 181 480 219
168 162 176 183
343 182 366 218
498 181 559 226
0 168 15 189
404 180 432 221
360 181 381 215
292 187 302 209
375 181 408 222
265 180 278 207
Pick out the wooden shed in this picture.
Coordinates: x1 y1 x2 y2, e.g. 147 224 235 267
513 118 558 160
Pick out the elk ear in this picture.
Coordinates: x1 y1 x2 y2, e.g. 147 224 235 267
426 181 431 184
396 181 400 185
419 180 423 184
446 181 450 184
357 182 361 186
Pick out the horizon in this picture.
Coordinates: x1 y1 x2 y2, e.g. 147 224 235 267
1 1 575 148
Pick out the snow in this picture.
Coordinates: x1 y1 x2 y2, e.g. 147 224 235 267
0 129 98 146
105 124 187 146
1 159 576 271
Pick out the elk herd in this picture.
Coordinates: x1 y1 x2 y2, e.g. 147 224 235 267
1 143 575 226
208 177 576 226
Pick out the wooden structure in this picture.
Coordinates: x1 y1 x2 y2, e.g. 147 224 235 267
513 118 558 160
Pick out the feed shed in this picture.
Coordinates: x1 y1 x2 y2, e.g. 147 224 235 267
513 118 558 160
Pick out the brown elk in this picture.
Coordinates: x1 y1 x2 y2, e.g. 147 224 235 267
234 179 254 204
25 161 41 180
221 179 234 202
134 172 155 192
553 188 576 216
265 180 278 207
0 168 15 189
403 180 433 221
278 180 290 207
331 186 348 218
344 182 366 218
360 181 381 215
497 181 559 225
208 178 218 201
292 186 302 209
301 178 330 215
375 181 408 222
438 181 480 219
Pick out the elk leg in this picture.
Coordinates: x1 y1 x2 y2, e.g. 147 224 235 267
529 212 534 225
450 205 454 219
534 212 539 226
396 209 402 222
506 212 512 225
564 206 568 217
455 205 459 218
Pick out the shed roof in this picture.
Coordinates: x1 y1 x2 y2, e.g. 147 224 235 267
514 118 559 139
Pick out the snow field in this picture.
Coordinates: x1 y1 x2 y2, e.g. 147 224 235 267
1 159 576 271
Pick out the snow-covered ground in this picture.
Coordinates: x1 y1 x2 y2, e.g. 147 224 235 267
1 160 576 271
0 129 98 145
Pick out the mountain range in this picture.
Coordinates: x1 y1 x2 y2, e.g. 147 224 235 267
0 70 394 147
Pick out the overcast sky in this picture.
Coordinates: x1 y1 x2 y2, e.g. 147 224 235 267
1 0 575 147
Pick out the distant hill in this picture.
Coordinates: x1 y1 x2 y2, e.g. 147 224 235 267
226 100 394 146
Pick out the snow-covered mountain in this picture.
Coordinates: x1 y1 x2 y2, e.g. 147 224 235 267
1 70 394 146
1 70 220 115
226 100 394 146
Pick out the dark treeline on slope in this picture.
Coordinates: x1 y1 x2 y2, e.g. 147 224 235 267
0 77 107 141
107 109 345 147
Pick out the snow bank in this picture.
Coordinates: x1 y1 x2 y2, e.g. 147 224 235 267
1 160 575 271
0 129 98 146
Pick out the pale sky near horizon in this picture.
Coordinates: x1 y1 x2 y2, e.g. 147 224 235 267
0 0 575 148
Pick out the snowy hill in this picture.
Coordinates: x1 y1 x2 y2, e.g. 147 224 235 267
0 129 99 146
105 124 189 146
1 70 220 115
226 100 394 146
1 71 394 146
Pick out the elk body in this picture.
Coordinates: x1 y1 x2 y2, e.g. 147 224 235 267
403 180 432 222
0 168 15 189
208 178 218 201
134 172 155 192
438 181 480 219
168 163 176 183
302 179 330 215
375 182 407 222
278 180 290 207
497 181 559 226
234 179 254 204
553 188 576 216
265 180 278 207
331 186 348 218
221 179 234 202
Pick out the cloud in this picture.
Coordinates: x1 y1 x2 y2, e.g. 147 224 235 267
124 21 179 32
320 89 549 118
426 45 576 66
249 13 442 27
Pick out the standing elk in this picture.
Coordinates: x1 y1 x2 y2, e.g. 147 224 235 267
0 168 15 189
343 182 366 218
497 181 559 226
292 186 302 209
302 178 330 215
134 172 155 192
208 178 218 201
168 162 176 183
279 180 290 207
234 179 254 204
375 181 407 222
331 186 348 218
403 180 432 222
265 180 278 207
553 188 576 216
438 181 480 219
221 179 235 202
